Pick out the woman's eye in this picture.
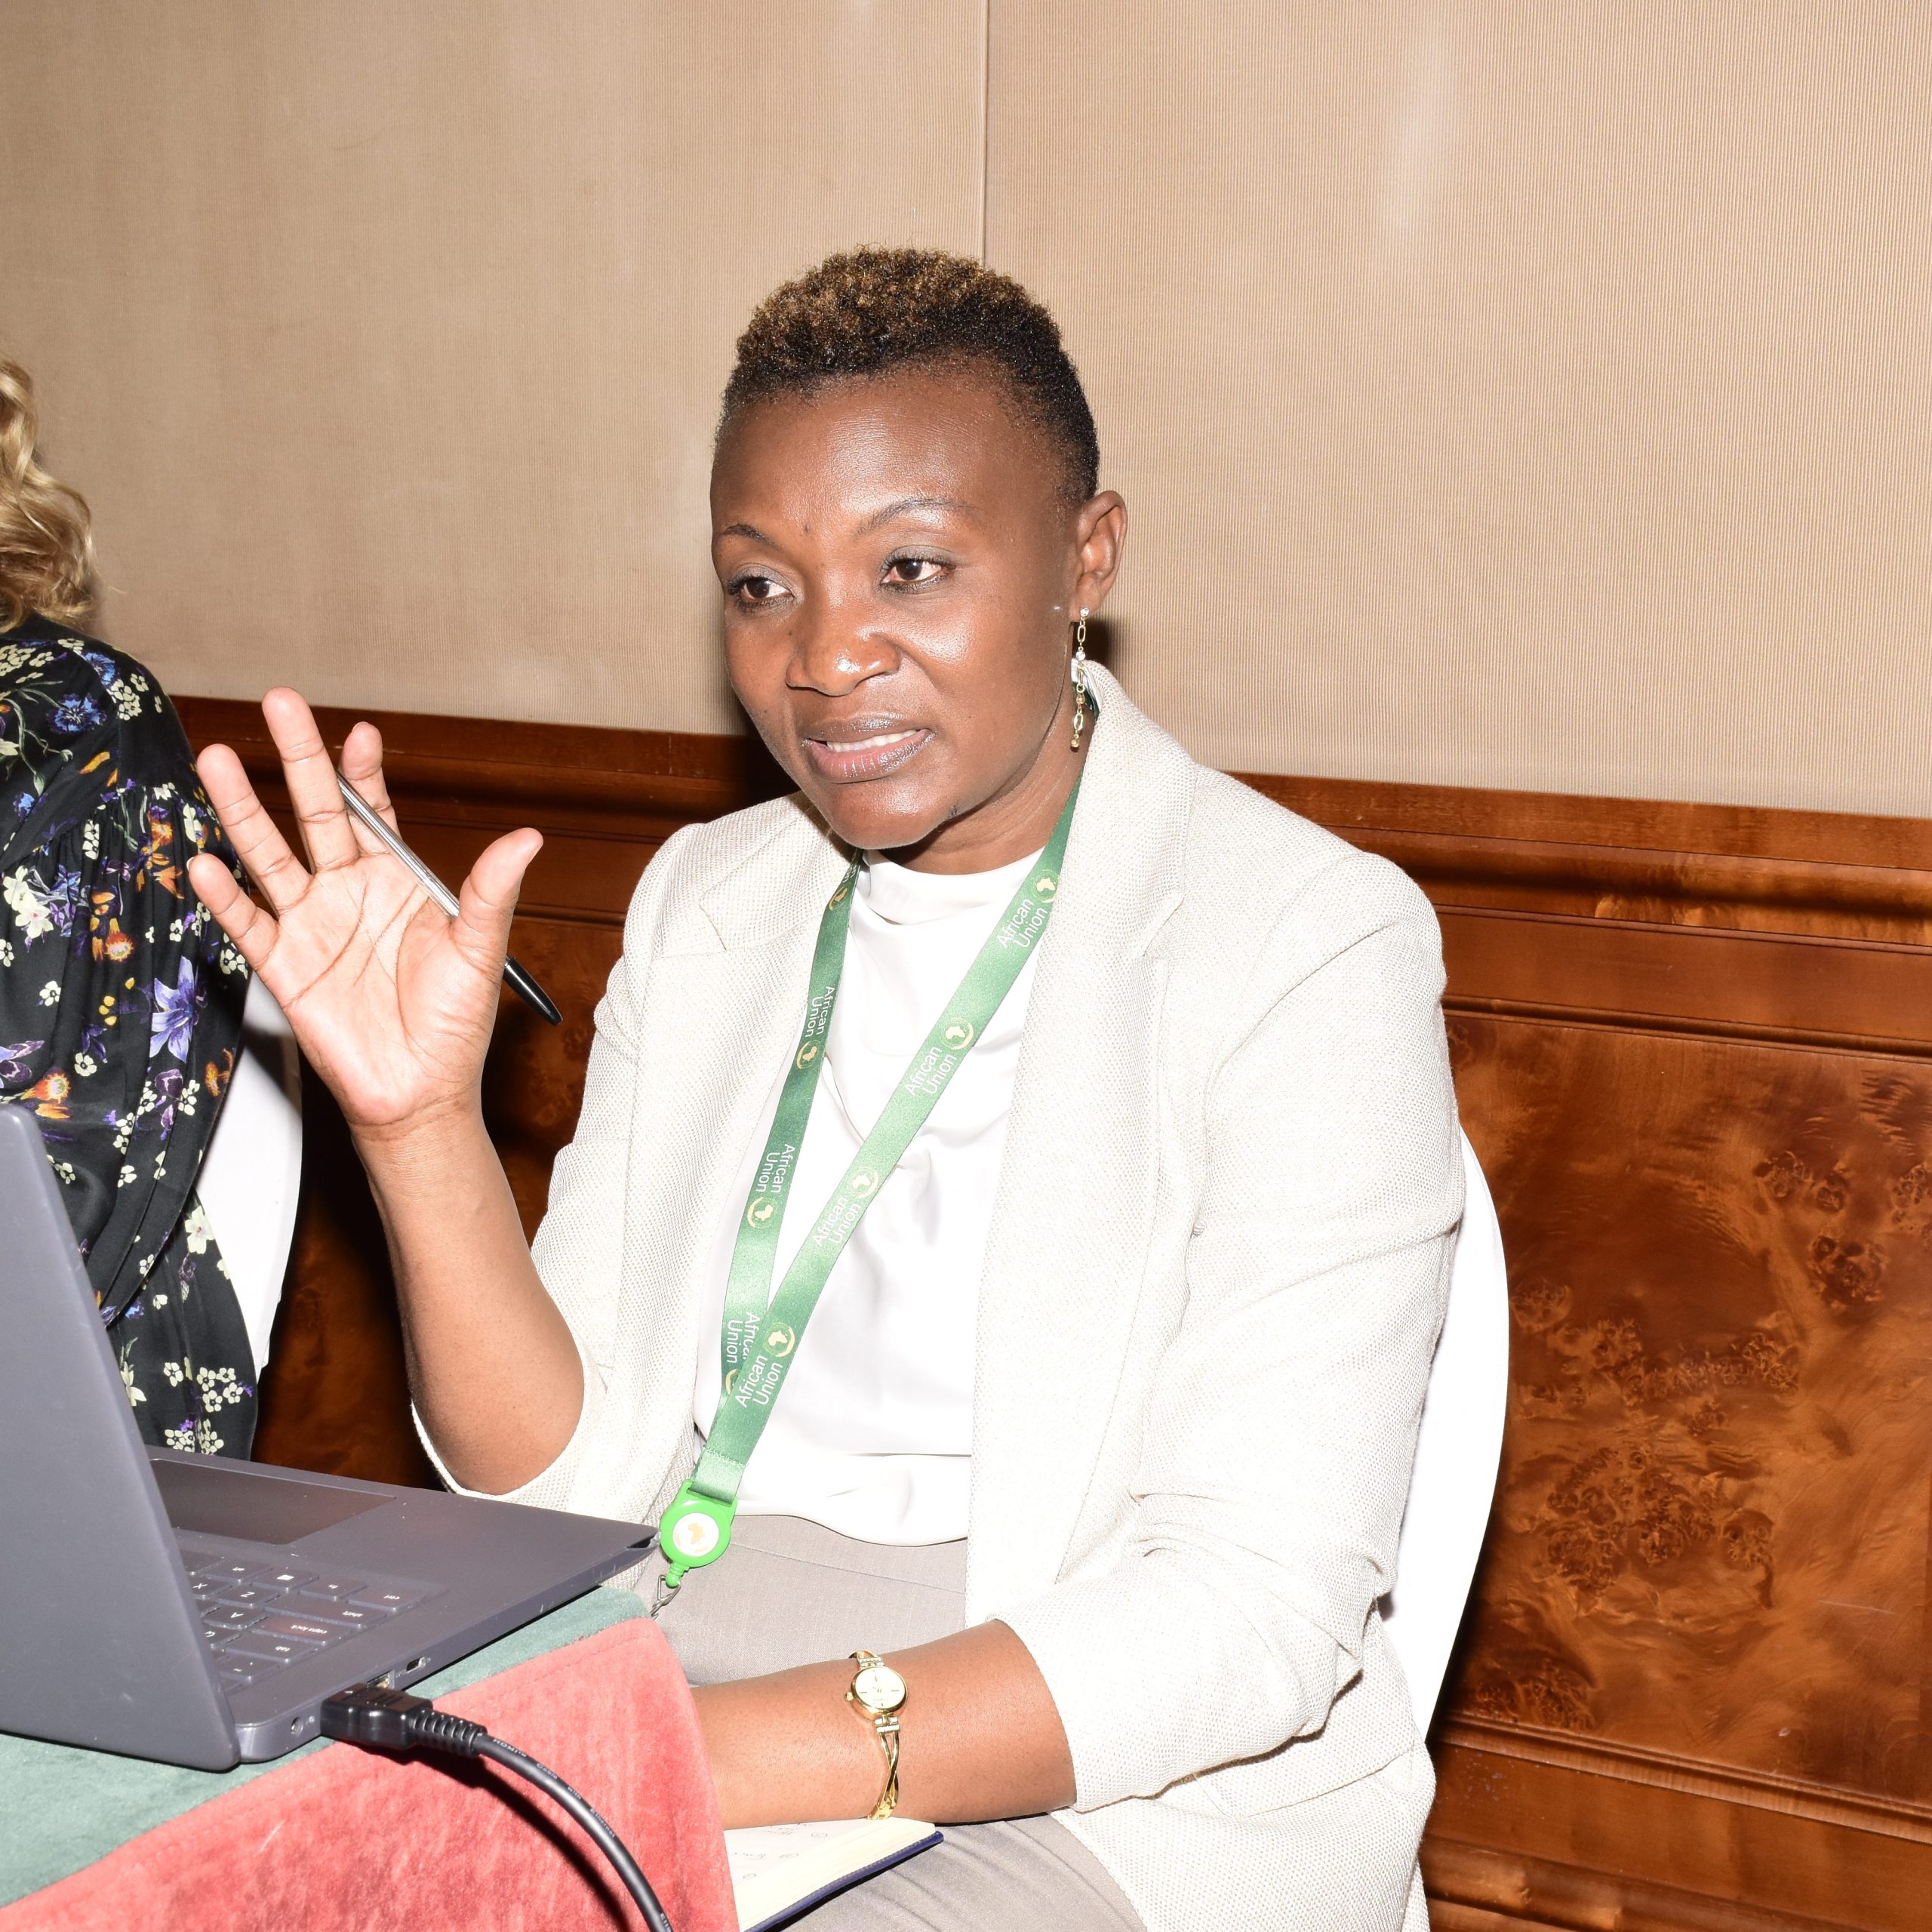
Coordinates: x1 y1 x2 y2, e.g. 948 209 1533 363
730 573 788 606
883 555 947 587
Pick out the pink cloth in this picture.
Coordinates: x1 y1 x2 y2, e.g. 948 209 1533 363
9 1618 736 1932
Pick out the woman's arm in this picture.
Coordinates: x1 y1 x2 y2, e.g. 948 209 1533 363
187 689 580 1493
694 1620 1074 1827
998 853 1462 1810
353 1100 582 1493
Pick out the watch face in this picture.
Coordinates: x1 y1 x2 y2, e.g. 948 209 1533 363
853 1663 907 1713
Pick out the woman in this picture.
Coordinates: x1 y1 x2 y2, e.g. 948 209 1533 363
0 354 254 1453
190 251 1462 1930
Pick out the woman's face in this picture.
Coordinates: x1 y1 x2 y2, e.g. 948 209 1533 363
711 361 1125 869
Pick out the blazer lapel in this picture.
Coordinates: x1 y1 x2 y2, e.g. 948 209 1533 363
582 814 848 1514
968 672 1194 1615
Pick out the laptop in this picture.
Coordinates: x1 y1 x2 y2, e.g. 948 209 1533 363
0 1105 656 1770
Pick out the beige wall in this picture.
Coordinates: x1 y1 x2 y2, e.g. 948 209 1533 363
4 3 1928 814
988 3 1932 813
0 2 984 731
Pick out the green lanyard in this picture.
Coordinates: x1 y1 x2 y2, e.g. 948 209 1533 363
654 777 1081 1594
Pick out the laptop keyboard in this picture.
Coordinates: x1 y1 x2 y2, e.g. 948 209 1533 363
175 1543 444 1691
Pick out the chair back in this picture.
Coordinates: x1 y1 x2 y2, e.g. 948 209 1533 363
195 976 303 1374
1380 1129 1509 1731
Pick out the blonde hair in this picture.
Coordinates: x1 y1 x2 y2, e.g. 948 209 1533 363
0 355 97 632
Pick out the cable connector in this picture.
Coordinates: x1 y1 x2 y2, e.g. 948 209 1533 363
320 1681 487 1755
317 1678 673 1931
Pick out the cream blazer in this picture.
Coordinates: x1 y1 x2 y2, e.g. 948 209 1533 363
435 668 1463 1930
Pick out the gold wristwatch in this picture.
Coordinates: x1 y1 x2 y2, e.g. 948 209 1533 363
845 1650 908 1820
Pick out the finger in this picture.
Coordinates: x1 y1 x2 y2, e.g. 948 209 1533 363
261 687 360 874
338 718 403 849
186 849 282 974
196 742 315 918
446 828 543 982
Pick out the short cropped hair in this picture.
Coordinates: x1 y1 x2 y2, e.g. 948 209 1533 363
720 248 1100 503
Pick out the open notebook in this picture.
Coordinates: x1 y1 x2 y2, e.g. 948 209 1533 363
725 1817 942 1931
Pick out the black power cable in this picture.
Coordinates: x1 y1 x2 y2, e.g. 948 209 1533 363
321 1680 675 1932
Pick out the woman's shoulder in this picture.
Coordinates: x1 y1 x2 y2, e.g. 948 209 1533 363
4 612 141 690
1171 774 1442 1032
1091 673 1435 959
620 791 844 958
1186 764 1432 931
0 617 190 767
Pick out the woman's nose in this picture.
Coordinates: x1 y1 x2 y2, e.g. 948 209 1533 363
787 611 900 695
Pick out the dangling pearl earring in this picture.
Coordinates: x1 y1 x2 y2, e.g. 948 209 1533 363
1069 609 1090 752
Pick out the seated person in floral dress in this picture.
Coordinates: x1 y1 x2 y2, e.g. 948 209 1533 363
0 352 254 1454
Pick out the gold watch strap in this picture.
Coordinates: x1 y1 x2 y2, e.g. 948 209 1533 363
869 1718 900 1820
848 1649 903 1821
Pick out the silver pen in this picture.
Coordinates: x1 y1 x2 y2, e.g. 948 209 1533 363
334 769 562 1027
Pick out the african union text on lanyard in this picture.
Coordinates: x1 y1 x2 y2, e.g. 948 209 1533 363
654 776 1082 1596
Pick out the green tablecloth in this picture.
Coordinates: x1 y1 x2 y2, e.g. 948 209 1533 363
1 1586 647 1906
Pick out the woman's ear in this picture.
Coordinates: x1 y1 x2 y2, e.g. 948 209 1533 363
1072 491 1128 615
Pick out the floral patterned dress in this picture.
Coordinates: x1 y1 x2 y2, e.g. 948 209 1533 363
0 614 255 1455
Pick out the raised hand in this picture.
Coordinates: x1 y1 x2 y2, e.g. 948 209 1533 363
186 689 543 1140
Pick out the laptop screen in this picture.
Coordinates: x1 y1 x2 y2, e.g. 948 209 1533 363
152 1457 390 1546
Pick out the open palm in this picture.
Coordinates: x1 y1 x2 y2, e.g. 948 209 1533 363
186 689 542 1134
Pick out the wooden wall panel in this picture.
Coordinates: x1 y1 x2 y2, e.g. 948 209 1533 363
175 697 1932 1929
1454 1017 1932 1795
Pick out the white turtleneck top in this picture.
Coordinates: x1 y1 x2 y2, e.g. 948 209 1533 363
691 845 1043 1545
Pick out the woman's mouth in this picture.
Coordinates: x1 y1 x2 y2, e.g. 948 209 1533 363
801 724 934 783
